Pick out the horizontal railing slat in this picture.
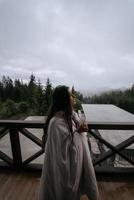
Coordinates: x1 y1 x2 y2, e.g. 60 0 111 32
0 120 45 128
88 122 134 130
0 120 134 129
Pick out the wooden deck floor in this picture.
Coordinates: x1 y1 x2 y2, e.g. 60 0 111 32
0 170 134 200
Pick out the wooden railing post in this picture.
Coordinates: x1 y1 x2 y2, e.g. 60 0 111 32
9 128 22 170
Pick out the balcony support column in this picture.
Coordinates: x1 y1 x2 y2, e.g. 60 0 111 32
9 128 22 170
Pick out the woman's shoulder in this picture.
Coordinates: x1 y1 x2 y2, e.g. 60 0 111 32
49 114 66 128
49 116 69 137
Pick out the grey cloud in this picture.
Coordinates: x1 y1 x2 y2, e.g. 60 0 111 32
0 0 134 91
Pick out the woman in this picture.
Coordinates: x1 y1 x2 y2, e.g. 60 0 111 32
38 85 99 200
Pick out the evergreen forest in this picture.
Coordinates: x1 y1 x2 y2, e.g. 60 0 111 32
84 85 134 114
0 74 83 119
0 74 134 119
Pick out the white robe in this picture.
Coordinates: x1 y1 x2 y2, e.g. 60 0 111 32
38 113 99 200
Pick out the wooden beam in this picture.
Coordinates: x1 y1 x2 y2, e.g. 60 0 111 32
0 120 45 128
0 120 134 129
19 128 43 147
0 128 9 139
95 166 134 177
23 149 44 165
9 128 22 169
88 122 134 130
0 151 13 165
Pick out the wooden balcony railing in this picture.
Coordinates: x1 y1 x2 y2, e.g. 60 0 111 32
88 122 134 175
0 120 45 170
0 120 134 175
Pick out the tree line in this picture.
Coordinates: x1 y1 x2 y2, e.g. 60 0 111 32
0 75 53 118
0 74 133 118
0 75 84 119
83 84 134 114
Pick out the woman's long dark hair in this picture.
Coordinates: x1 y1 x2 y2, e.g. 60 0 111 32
43 85 73 145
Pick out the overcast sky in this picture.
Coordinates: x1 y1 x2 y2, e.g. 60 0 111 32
0 0 134 92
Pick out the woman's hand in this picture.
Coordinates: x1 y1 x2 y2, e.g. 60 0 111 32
77 122 88 133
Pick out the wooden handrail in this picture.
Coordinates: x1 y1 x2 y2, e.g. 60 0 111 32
88 122 134 130
0 120 45 128
0 120 134 129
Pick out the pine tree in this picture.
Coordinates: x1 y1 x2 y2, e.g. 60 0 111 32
35 80 45 115
44 78 53 114
14 79 22 102
2 76 14 100
0 81 4 102
28 74 37 109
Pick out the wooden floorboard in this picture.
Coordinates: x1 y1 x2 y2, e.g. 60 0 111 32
0 170 40 200
0 170 134 200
